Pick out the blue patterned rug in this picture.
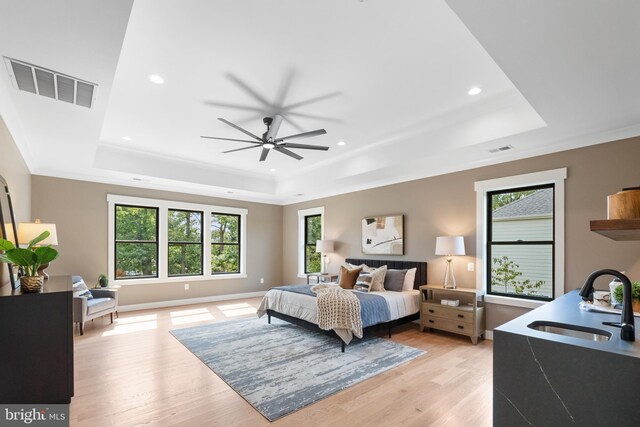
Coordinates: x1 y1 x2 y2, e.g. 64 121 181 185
170 317 425 421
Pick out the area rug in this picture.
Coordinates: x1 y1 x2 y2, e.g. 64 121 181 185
170 317 425 421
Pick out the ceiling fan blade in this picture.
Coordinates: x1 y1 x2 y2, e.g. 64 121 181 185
274 146 303 160
217 118 262 141
222 145 262 154
274 129 327 143
280 142 330 151
201 136 261 144
259 147 270 162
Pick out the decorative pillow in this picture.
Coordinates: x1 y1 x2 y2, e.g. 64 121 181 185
337 263 367 283
366 265 388 292
354 273 373 292
402 268 417 291
384 269 408 292
338 266 362 289
72 279 93 299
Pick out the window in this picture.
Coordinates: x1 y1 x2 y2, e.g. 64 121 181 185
487 184 554 301
475 168 566 308
304 214 322 273
114 205 158 279
211 213 240 274
168 209 203 277
297 207 324 277
108 195 247 284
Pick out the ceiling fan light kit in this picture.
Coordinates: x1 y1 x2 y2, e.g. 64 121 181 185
201 114 329 162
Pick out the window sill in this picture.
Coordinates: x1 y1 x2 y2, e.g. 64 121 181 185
115 273 247 286
484 294 548 309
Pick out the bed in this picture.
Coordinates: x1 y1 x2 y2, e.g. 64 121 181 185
257 258 427 351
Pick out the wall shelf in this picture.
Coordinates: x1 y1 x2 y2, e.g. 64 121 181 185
590 219 640 241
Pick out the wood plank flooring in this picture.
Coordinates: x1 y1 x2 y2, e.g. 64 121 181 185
71 297 492 426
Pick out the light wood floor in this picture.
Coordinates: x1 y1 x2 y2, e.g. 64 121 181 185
71 297 493 426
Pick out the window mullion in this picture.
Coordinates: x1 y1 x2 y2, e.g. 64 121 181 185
204 211 212 277
158 207 168 280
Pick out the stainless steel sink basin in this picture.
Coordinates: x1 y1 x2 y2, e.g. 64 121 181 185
527 321 612 341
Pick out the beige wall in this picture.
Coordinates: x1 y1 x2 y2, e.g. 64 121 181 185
282 137 640 330
0 116 31 222
31 176 283 305
0 116 31 287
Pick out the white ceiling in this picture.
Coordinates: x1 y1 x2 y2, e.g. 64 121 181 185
1 0 639 204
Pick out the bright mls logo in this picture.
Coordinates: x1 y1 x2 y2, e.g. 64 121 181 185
2 405 68 426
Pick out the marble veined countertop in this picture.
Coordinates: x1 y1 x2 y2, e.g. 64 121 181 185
495 289 640 359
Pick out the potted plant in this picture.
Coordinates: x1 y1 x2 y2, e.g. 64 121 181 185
613 281 640 312
0 231 59 292
98 273 109 288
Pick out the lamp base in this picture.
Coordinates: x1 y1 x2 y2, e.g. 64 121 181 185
443 257 456 289
37 263 50 280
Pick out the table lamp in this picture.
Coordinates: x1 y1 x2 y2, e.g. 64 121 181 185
315 240 334 273
435 236 465 289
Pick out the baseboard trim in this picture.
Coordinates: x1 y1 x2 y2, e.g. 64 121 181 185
485 330 494 340
119 291 268 313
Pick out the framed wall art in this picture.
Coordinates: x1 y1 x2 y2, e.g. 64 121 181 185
361 214 404 255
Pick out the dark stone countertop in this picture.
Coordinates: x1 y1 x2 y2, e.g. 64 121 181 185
495 289 640 359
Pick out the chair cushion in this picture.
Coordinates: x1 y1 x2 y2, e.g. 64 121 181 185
87 297 116 315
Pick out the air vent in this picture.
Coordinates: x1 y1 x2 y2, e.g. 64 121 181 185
4 57 97 108
489 145 514 153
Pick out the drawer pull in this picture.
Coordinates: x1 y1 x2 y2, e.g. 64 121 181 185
428 309 435 313
457 314 464 318
429 320 434 323
457 325 464 329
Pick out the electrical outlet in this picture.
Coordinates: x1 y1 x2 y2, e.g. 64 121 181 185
184 283 189 290
467 263 475 272
260 278 264 284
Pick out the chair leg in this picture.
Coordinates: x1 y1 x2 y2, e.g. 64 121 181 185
80 322 84 336
110 312 114 324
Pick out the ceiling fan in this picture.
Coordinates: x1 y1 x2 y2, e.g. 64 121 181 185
201 114 329 161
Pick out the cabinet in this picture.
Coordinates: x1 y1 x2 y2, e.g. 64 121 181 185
419 284 485 344
0 275 74 403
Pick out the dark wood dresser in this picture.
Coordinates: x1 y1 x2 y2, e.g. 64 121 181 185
0 275 74 403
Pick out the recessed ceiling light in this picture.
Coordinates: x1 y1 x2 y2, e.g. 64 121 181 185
122 136 132 141
296 193 304 196
337 141 346 146
148 74 165 84
227 191 234 194
269 168 276 172
468 87 482 96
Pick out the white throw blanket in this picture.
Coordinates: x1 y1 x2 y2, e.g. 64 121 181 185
311 284 362 343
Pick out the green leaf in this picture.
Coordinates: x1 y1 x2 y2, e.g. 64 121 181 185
34 246 59 265
0 239 16 251
5 248 38 267
27 231 50 249
0 254 11 264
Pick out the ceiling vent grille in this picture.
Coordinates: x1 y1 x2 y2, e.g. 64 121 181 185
489 145 514 153
4 57 97 108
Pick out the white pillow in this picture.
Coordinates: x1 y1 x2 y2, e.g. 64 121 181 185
402 268 417 291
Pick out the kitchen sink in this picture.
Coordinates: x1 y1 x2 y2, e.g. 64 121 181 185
527 321 612 341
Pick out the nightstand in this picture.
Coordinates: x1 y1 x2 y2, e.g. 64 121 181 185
419 284 485 344
306 273 338 284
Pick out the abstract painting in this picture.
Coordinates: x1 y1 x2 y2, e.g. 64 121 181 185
361 214 404 255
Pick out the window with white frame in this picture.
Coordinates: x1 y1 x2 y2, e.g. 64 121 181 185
297 207 324 277
475 168 566 308
108 195 247 284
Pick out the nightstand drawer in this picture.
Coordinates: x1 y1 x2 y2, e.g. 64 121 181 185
422 304 473 323
423 315 474 336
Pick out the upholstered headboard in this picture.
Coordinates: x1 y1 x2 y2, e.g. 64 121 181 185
345 258 427 290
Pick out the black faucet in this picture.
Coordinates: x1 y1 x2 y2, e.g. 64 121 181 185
580 269 635 342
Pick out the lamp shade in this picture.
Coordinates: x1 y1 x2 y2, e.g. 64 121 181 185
315 239 334 253
18 220 58 246
435 236 465 256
